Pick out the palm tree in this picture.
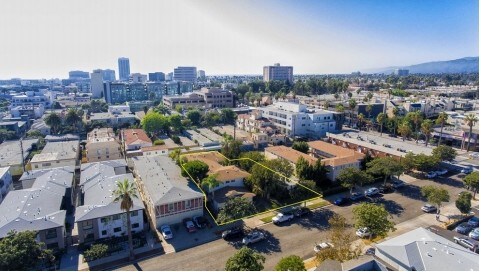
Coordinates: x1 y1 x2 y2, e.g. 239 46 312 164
201 175 219 199
323 100 330 110
45 112 62 134
436 112 448 146
420 119 433 146
348 99 357 127
65 109 82 132
410 110 423 143
398 121 412 141
334 93 339 101
392 107 400 135
376 113 387 136
113 179 138 261
464 114 479 151
336 104 345 113
357 113 365 131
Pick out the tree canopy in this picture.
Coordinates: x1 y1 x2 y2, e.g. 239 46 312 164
337 167 373 194
421 185 450 211
221 139 243 159
237 151 266 172
292 141 309 153
141 111 169 136
275 255 306 271
367 157 404 185
217 197 257 223
432 145 457 161
181 160 209 183
352 203 396 239
463 171 479 199
456 192 472 215
225 246 265 271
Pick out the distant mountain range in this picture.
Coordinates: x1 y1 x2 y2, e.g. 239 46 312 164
363 57 479 74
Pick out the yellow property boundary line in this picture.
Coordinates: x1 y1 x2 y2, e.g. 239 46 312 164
179 151 323 226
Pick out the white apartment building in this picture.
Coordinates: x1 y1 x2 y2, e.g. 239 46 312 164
263 63 293 83
0 167 12 204
90 70 104 98
260 102 337 138
11 91 51 108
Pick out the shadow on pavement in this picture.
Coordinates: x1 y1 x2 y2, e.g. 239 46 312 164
294 208 334 231
227 229 281 254
395 184 425 201
434 177 465 188
376 198 405 217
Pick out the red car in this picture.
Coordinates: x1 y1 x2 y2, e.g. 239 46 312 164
183 218 197 233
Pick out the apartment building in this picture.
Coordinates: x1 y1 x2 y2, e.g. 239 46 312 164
30 140 79 170
86 128 122 162
162 87 234 110
263 63 293 83
0 139 39 176
10 91 51 108
265 146 317 171
0 167 12 204
121 129 152 152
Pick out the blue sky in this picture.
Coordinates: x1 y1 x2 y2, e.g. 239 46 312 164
0 0 478 78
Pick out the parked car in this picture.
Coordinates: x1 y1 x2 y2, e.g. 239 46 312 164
382 143 391 148
314 242 333 253
364 187 380 197
294 207 311 217
222 227 244 240
242 231 265 245
421 204 437 213
468 217 479 227
454 237 479 253
435 169 448 176
350 192 365 201
379 184 394 194
391 180 405 189
469 152 479 159
272 212 294 224
334 197 350 205
356 227 371 238
365 247 376 255
160 225 173 240
469 228 479 241
455 222 473 235
193 215 208 229
461 167 473 174
183 218 197 233
426 171 437 179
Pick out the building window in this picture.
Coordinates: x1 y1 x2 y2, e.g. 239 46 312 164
100 217 108 223
132 223 139 229
113 227 122 233
101 230 107 236
45 229 57 239
112 214 121 220
185 200 191 209
131 210 138 217
168 203 174 212
82 221 93 230
42 163 51 167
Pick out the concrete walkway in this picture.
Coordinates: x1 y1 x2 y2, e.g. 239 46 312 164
59 245 80 271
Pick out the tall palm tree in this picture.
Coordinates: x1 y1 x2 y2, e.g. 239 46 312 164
392 107 399 135
464 114 479 151
398 121 412 142
420 119 433 146
376 113 387 136
366 104 373 120
65 109 82 132
45 112 62 134
348 99 357 127
201 174 219 199
357 113 365 131
436 112 448 146
113 179 138 261
410 110 423 143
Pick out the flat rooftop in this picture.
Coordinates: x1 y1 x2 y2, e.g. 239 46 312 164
31 140 79 163
0 139 39 167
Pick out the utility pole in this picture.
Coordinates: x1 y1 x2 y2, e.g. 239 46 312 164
19 137 25 172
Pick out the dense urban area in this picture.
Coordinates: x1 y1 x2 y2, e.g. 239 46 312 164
0 61 478 271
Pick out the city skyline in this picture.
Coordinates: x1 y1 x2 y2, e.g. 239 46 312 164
0 0 478 79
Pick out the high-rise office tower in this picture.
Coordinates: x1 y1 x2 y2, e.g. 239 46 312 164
394 69 409 76
197 70 205 78
148 72 165 82
69 70 90 80
166 72 174 81
90 70 104 98
102 69 116 81
118 57 130 81
263 63 293 83
173 66 197 82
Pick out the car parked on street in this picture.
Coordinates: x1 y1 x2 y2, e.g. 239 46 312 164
350 192 365 201
364 187 380 197
314 242 333 253
454 237 479 253
391 180 405 188
356 227 371 238
334 197 350 205
183 218 197 233
435 169 448 176
160 225 173 240
421 204 437 213
242 231 265 245
468 217 479 227
294 207 311 217
469 228 479 241
272 212 294 224
426 171 437 179
455 222 473 235
461 167 473 174
379 184 394 194
193 215 208 229
222 227 244 240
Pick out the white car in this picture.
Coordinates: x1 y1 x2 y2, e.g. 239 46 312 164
242 231 265 245
160 225 173 240
364 187 379 197
356 227 371 238
426 171 437 179
314 242 333 253
272 212 294 224
435 169 448 176
469 152 479 159
421 204 437 213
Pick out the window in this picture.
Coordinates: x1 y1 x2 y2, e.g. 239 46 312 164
168 203 174 212
112 214 121 220
82 221 93 230
132 223 139 228
42 163 51 167
101 230 107 236
113 227 121 233
45 229 57 239
100 217 108 223
131 210 138 217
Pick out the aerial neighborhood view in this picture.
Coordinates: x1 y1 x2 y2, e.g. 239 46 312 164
0 0 479 271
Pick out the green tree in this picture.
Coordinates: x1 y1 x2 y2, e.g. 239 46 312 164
141 111 169 136
463 171 479 199
90 99 108 113
367 157 404 185
221 139 243 159
181 160 209 183
220 108 237 124
292 141 309 153
113 178 138 260
456 192 472 215
218 197 257 223
464 113 478 151
421 185 450 213
335 104 344 113
436 112 448 146
432 145 457 161
397 121 412 141
275 255 306 271
237 151 266 172
84 243 109 261
26 129 44 138
168 114 183 133
376 113 387 136
225 246 265 271
202 111 222 127
172 135 181 145
186 110 201 126
409 110 423 142
65 108 82 131
45 112 62 134
352 203 395 239
201 174 219 198
0 129 17 143
357 113 365 131
153 139 165 145
0 230 55 270
154 104 170 115
420 119 433 146
295 157 312 180
265 158 294 179
337 167 373 194
348 99 357 127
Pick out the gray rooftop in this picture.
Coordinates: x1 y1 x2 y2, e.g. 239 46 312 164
131 156 203 205
80 159 127 186
376 227 479 271
0 139 38 167
44 134 79 142
20 166 75 182
185 130 218 147
30 140 79 163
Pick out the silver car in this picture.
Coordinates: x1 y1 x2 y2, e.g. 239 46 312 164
421 204 437 213
242 231 265 245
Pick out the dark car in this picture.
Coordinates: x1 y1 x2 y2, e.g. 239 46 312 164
193 216 208 229
379 184 394 194
334 197 349 206
222 227 244 240
294 207 311 217
350 192 365 201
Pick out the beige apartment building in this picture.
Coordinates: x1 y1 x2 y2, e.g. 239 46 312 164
86 128 122 162
163 87 234 110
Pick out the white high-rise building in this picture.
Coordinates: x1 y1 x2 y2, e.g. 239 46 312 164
90 70 104 98
263 63 293 83
118 57 130 81
174 66 197 82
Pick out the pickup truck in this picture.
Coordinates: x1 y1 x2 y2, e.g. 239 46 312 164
272 212 294 224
